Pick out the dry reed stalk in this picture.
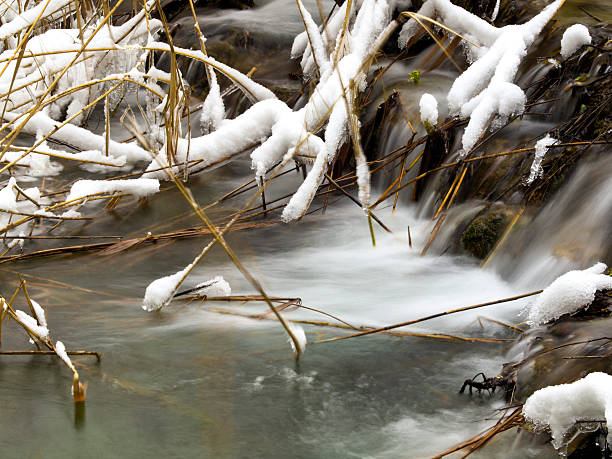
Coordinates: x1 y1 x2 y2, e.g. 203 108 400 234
208 308 514 343
481 206 525 268
432 406 524 458
0 349 100 359
314 290 543 344
477 316 525 334
0 0 128 164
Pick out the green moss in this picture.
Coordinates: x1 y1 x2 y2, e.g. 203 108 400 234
460 211 510 259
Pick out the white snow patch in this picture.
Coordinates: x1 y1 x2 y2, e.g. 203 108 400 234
142 262 194 312
0 178 18 211
66 179 160 202
15 309 49 339
30 299 47 328
193 276 231 297
492 0 500 21
527 262 612 325
524 372 612 449
419 93 438 126
400 0 564 155
560 24 591 59
54 341 76 372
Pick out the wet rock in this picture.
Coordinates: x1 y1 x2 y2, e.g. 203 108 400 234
460 207 513 259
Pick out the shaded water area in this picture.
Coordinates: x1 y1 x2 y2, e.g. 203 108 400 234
0 1 611 458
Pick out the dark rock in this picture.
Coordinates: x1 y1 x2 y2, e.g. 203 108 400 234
460 207 513 259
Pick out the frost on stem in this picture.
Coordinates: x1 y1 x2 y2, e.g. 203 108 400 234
524 372 612 449
527 262 612 326
398 0 565 155
525 135 557 185
560 24 591 59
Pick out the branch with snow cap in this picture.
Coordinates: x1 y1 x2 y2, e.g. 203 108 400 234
399 0 565 155
145 0 397 222
1 291 89 402
66 178 160 203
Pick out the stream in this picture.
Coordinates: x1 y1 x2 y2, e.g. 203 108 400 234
0 0 610 458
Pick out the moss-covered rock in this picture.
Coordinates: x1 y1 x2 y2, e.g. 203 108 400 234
460 209 511 259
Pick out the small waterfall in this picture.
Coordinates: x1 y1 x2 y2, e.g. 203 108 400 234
490 151 612 288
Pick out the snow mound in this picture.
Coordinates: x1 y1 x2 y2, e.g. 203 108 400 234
419 93 438 126
524 372 612 449
560 24 591 59
528 262 612 325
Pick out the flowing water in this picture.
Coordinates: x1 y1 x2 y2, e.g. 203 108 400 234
0 1 610 458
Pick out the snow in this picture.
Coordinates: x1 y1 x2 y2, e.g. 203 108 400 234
560 24 591 59
287 322 307 355
492 0 500 21
523 372 612 449
193 276 231 297
271 0 395 221
3 112 150 164
54 341 76 372
66 179 160 202
0 178 18 211
31 299 47 328
526 135 557 185
148 42 277 103
200 70 225 135
419 93 438 126
144 99 291 179
400 0 564 155
15 309 49 339
60 210 82 219
527 263 612 326
142 262 195 312
296 0 331 78
0 0 73 42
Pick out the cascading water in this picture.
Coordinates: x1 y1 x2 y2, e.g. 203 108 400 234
0 0 609 458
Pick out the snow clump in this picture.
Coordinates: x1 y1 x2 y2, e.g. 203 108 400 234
527 262 612 326
142 262 195 312
560 24 591 59
524 372 612 449
419 93 438 127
